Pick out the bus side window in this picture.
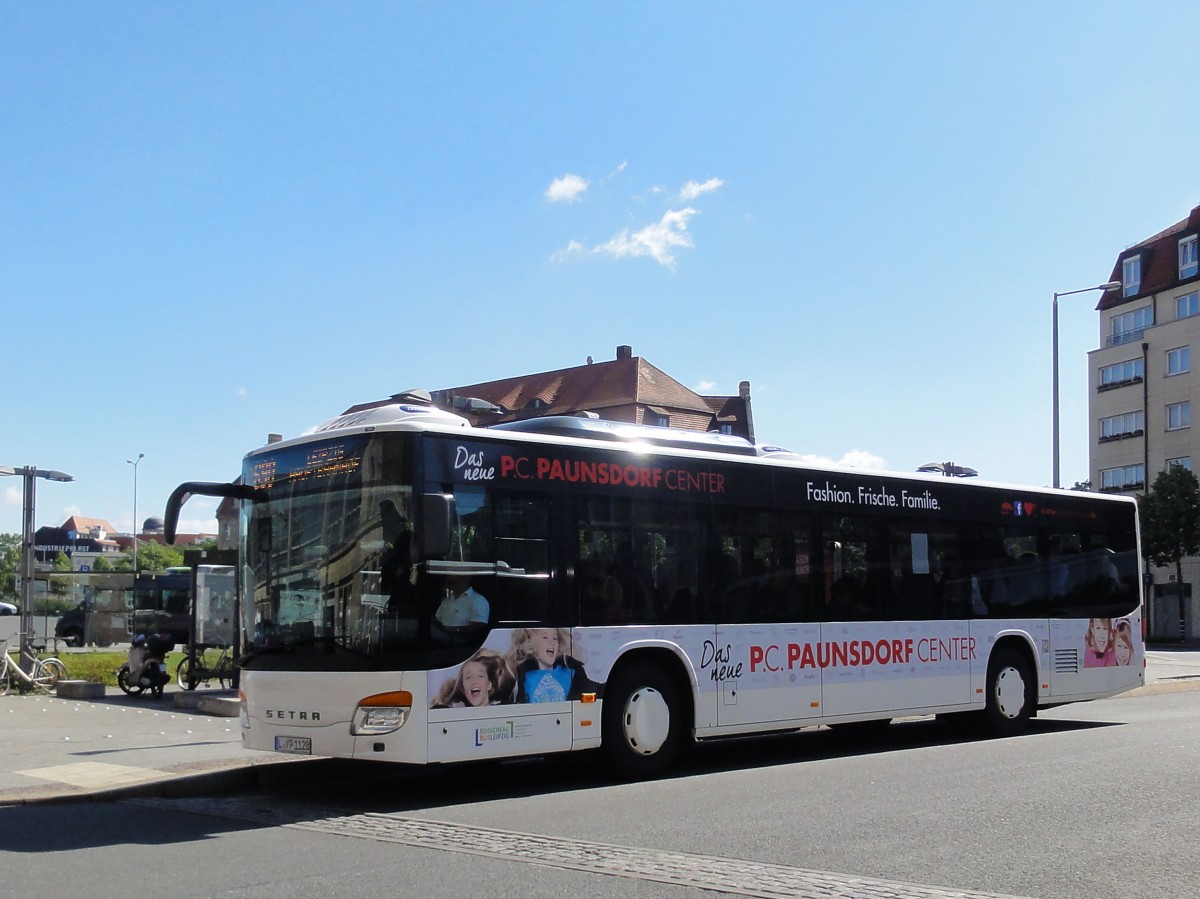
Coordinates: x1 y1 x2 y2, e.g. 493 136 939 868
888 527 938 620
820 516 880 621
490 492 551 625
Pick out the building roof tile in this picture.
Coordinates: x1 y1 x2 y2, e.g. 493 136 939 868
1099 203 1200 311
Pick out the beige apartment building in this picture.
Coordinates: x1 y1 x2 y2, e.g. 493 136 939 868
1090 203 1200 639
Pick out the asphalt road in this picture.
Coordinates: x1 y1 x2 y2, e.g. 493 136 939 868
0 614 63 647
1 689 1198 899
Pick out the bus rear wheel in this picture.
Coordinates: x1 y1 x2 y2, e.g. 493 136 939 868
984 647 1034 737
602 661 684 779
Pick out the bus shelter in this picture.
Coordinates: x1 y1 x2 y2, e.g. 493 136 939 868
183 553 240 689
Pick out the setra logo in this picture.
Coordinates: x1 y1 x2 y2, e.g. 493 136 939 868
265 709 321 722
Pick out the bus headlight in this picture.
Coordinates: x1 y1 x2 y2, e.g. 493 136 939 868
351 691 413 735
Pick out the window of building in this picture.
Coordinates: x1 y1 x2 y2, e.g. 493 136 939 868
1099 358 1144 389
1123 256 1141 297
1167 401 1192 431
1181 236 1199 279
643 409 670 428
1167 346 1191 376
1099 411 1144 442
1100 464 1145 492
1177 292 1199 319
1109 306 1153 346
1167 457 1193 472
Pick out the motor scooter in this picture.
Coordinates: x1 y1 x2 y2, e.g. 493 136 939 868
118 633 175 698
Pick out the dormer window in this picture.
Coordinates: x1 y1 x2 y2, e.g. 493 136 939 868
1180 235 1198 280
643 409 670 428
1123 255 1141 297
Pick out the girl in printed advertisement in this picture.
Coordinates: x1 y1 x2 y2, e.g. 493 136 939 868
509 628 602 703
430 648 515 708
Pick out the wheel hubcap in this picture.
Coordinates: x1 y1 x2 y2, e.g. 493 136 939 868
622 686 670 755
994 665 1026 719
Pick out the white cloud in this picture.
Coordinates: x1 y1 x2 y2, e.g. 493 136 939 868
550 240 585 263
680 177 724 200
606 160 627 180
790 450 888 470
545 173 589 203
3 485 19 507
594 208 698 269
694 380 717 392
838 449 888 469
237 386 247 397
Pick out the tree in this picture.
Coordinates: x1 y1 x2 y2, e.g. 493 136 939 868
1139 464 1200 637
0 533 20 600
49 551 73 600
131 541 185 572
92 555 112 572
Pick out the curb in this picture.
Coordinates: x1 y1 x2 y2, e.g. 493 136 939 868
172 690 240 717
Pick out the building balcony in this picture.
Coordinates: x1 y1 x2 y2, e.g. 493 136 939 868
1106 329 1147 348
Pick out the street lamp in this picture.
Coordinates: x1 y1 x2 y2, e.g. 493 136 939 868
127 453 144 572
917 461 979 478
1052 281 1122 489
0 465 74 674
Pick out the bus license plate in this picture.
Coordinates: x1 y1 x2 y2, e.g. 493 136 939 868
274 736 312 755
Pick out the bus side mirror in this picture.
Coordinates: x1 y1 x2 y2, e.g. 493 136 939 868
164 481 267 544
420 493 454 559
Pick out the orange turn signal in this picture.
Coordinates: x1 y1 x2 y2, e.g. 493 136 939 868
358 690 413 708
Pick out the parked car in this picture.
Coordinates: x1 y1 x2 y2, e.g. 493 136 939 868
0 600 16 615
55 596 130 647
55 600 89 645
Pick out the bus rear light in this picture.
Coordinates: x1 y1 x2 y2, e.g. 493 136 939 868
352 691 413 736
580 719 593 727
580 693 597 703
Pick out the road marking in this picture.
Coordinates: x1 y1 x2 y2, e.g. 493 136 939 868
136 796 1032 899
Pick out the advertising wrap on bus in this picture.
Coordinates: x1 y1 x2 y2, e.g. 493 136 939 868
167 402 1144 779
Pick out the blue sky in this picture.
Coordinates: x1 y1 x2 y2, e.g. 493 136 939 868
3 2 1198 538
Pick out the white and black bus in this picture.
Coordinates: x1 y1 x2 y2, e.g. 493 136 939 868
166 396 1143 778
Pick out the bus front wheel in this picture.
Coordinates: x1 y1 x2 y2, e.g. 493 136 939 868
984 647 1034 737
602 661 684 779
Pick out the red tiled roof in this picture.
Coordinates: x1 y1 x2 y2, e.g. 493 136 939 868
450 356 719 417
343 347 752 439
60 515 118 534
1098 204 1200 311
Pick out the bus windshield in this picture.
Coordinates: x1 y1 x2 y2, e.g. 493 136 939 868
242 433 420 669
240 431 551 670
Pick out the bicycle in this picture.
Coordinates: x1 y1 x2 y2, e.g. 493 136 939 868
0 638 68 696
176 645 235 690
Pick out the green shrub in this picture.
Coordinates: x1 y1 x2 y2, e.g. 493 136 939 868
48 651 189 686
